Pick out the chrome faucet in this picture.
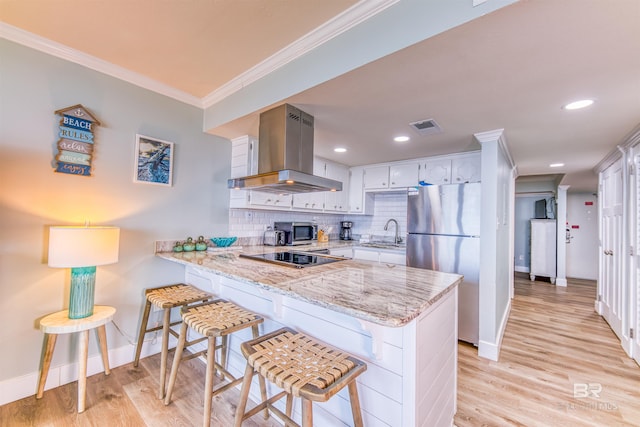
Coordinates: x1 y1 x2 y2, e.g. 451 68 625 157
384 218 402 244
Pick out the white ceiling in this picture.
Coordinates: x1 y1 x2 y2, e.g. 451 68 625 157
2 0 639 192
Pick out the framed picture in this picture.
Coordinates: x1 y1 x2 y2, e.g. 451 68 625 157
134 134 174 186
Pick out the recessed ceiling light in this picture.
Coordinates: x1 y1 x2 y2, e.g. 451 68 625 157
334 147 347 153
563 99 594 110
394 136 410 142
549 163 565 168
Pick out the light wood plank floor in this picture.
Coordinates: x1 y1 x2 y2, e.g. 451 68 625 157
455 273 640 427
0 351 282 427
2 274 639 426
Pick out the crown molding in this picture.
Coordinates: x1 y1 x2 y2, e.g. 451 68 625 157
0 22 203 108
2 0 396 110
201 0 399 108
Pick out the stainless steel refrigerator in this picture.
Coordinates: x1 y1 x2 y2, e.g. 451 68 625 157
406 183 481 345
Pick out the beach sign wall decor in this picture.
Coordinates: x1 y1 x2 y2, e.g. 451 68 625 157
53 105 101 176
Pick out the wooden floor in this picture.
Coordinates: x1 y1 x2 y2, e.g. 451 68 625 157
0 351 281 427
2 273 639 426
455 273 640 427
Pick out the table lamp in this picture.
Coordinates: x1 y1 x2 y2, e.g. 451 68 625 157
48 226 120 319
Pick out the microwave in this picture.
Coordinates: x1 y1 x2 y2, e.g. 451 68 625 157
274 222 317 245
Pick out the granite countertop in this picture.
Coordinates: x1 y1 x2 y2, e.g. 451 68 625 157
156 244 461 328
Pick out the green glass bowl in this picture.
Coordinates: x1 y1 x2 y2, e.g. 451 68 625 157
210 237 237 247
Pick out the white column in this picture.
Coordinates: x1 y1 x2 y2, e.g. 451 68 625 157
556 185 570 287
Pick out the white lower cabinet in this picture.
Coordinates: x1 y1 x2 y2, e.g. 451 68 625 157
353 247 406 265
329 247 353 258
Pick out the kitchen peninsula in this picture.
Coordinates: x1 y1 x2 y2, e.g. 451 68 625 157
156 245 462 427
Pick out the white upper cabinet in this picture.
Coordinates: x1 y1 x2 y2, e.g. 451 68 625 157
323 161 349 212
363 165 390 190
229 136 255 209
364 162 420 190
230 136 480 213
348 166 374 214
292 159 325 210
451 155 481 183
290 158 349 212
420 153 481 185
421 159 452 185
249 191 293 208
348 167 365 213
389 163 420 188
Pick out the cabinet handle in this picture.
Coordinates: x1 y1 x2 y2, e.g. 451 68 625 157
444 178 449 182
391 181 396 185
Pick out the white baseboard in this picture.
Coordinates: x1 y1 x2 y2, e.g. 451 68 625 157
0 340 163 406
514 266 530 273
555 277 567 287
478 298 512 362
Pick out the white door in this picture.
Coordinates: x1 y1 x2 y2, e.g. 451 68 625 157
566 193 599 280
599 159 627 351
633 154 640 365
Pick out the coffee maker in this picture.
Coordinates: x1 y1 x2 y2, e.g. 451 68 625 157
339 221 353 240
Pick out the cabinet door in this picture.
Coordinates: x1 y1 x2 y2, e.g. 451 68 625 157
292 159 325 210
421 159 452 185
249 191 292 208
390 163 420 188
349 167 365 213
364 166 389 189
229 136 257 209
325 162 349 212
379 251 406 265
329 248 353 258
352 248 380 262
293 190 324 210
451 155 481 183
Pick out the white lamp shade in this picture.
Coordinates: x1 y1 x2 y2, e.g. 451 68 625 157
48 226 120 268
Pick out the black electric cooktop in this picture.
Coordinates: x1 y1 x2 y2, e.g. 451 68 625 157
239 251 345 269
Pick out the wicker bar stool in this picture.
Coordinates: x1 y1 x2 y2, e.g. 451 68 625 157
133 283 213 399
234 327 367 427
164 299 268 427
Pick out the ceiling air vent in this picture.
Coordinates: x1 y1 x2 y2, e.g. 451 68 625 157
409 118 442 136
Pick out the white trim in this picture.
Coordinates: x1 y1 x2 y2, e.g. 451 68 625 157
2 1 397 110
0 23 203 108
0 340 162 406
514 266 530 273
200 0 399 107
477 298 512 361
474 128 518 174
594 124 640 173
555 278 568 287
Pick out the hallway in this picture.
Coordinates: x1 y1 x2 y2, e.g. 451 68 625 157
455 273 640 426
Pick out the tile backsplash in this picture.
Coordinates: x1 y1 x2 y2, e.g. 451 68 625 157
229 191 408 243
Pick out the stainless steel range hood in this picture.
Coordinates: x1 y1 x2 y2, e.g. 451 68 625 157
227 104 343 194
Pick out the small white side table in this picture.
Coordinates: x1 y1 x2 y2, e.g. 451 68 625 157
36 305 116 413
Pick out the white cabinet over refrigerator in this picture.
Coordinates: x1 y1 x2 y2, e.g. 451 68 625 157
530 219 557 284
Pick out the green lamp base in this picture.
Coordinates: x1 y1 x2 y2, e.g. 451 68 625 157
69 266 96 319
